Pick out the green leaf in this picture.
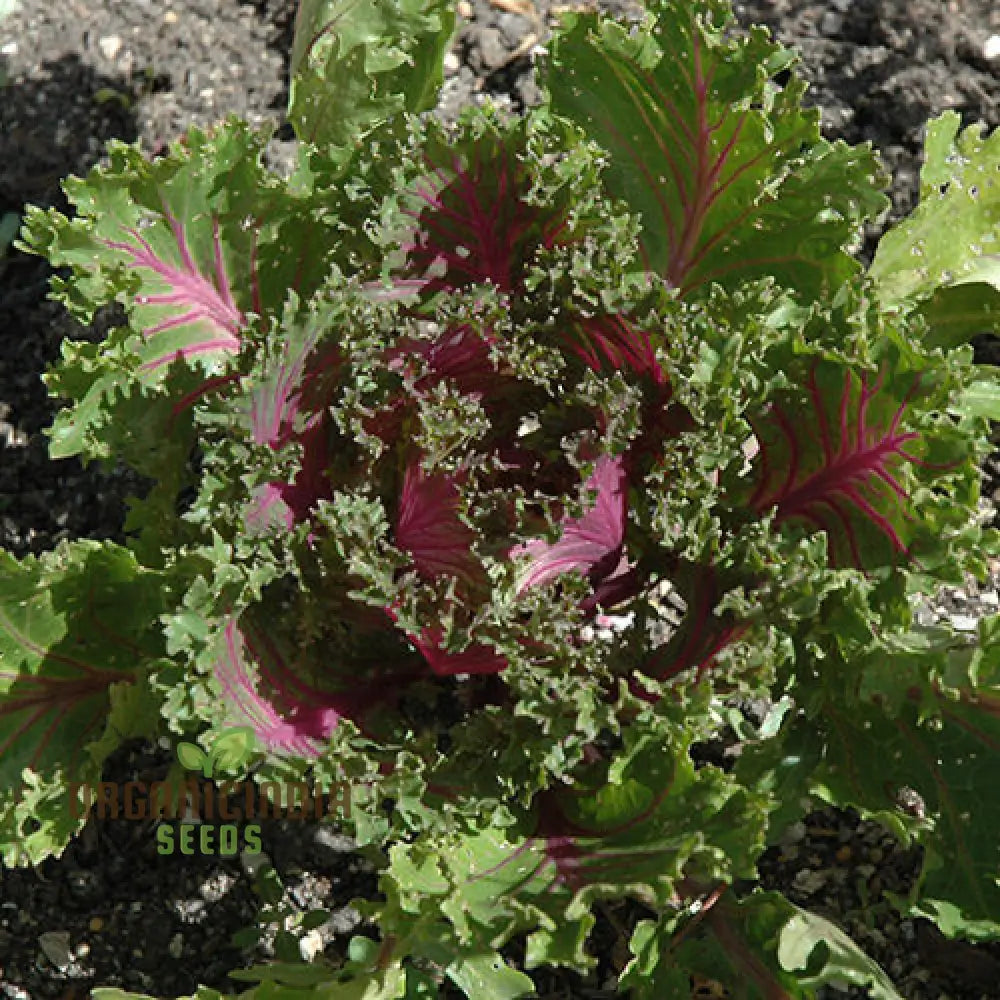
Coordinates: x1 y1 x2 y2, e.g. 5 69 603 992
255 862 287 906
402 966 439 999
743 628 1000 938
871 112 1000 340
0 769 87 867
957 378 1000 420
232 925 263 949
445 953 535 1000
228 956 409 999
621 892 901 999
302 908 332 931
422 706 769 970
177 741 209 773
736 353 967 572
92 992 223 1000
21 126 263 379
0 542 168 864
275 929 305 962
229 961 343 987
546 0 886 301
774 904 901 997
20 119 346 466
85 671 163 768
347 936 381 965
388 843 450 897
210 724 257 774
912 282 1000 350
289 0 455 161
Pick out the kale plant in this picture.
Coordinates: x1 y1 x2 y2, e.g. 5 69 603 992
5 0 1000 995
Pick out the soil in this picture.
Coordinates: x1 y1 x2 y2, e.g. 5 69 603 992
1 0 1000 998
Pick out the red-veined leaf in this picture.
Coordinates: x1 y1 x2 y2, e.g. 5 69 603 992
745 361 925 569
548 2 885 300
0 543 166 785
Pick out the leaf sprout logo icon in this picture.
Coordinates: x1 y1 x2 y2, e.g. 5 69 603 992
176 727 257 779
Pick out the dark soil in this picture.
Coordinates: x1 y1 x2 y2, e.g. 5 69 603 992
1 1 999 998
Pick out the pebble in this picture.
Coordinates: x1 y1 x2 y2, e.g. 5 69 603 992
98 34 123 61
820 11 842 35
173 898 207 923
37 931 72 971
66 868 101 902
299 929 325 961
984 35 1000 62
328 905 362 935
240 848 270 875
791 868 828 895
168 933 185 959
313 828 355 854
475 27 509 73
780 820 807 846
199 871 237 902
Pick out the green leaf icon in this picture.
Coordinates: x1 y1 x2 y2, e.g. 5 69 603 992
209 727 256 776
177 742 209 776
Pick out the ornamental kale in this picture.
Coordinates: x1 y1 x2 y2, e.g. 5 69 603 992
6 0 1000 996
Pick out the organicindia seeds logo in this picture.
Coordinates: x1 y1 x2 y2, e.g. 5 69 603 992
176 725 259 778
64 728 353 857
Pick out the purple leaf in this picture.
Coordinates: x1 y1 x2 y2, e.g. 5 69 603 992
391 323 503 400
396 463 483 584
637 565 748 690
395 128 571 296
562 314 667 385
213 616 390 755
245 418 333 533
246 324 342 533
746 362 923 569
405 623 507 678
391 461 507 675
102 204 245 374
512 455 629 595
